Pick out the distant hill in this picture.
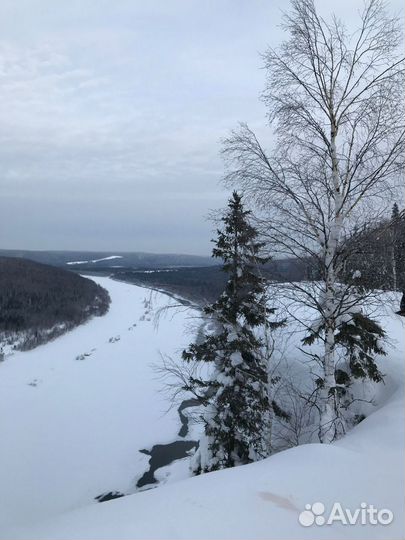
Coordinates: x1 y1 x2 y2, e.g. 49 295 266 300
115 266 227 303
0 257 110 353
115 258 311 305
0 250 312 308
0 249 216 270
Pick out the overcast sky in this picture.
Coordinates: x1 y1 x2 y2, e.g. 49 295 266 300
0 0 402 255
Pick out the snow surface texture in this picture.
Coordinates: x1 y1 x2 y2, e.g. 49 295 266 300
1 278 404 539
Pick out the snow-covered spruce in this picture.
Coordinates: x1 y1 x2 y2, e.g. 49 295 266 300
182 192 285 473
303 285 386 441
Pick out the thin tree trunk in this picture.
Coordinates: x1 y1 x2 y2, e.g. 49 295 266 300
319 119 346 443
319 323 345 442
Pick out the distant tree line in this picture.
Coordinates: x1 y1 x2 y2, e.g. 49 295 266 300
115 258 312 306
341 204 405 292
0 257 110 351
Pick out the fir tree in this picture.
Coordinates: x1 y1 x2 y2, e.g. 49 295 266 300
303 289 386 434
392 202 400 220
182 192 284 473
335 312 385 383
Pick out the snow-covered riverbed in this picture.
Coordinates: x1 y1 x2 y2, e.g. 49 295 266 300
0 277 197 534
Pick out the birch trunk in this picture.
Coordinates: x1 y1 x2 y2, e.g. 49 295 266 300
319 118 346 443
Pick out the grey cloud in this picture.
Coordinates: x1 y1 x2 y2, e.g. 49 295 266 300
0 0 402 254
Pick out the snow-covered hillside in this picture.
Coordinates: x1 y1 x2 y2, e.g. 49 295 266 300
0 278 403 540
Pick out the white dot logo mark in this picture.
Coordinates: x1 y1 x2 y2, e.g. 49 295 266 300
298 502 325 527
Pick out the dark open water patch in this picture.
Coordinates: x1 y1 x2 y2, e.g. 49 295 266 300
136 440 198 489
95 491 125 502
178 398 200 437
136 396 201 489
95 397 201 501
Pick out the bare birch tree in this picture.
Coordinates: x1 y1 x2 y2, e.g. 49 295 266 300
222 0 404 443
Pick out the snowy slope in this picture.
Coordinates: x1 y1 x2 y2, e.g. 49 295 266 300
0 277 198 535
1 279 404 540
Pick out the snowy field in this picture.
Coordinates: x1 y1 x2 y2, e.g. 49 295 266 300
0 277 198 537
0 277 404 540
